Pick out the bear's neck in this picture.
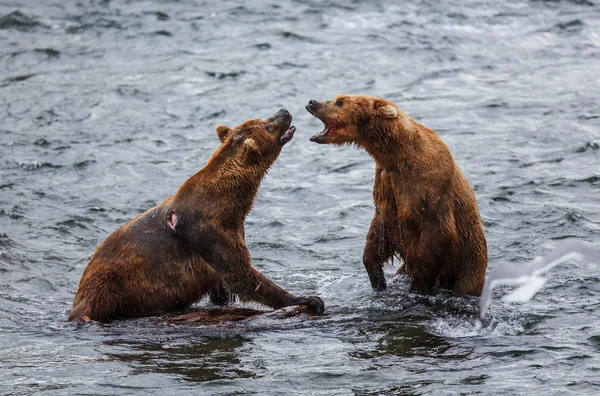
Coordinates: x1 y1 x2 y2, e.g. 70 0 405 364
359 122 422 171
360 122 454 176
176 154 269 228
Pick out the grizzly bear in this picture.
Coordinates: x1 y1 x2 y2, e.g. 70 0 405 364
306 95 487 296
68 109 324 322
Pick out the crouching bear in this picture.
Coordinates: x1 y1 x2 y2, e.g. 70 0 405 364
306 95 487 296
68 109 324 322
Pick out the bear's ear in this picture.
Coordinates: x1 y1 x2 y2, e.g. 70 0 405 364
377 104 398 119
216 124 232 143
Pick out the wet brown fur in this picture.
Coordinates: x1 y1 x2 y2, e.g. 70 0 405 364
68 112 323 322
307 95 487 295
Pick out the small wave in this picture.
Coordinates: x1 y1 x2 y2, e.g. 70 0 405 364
200 110 226 120
489 348 536 358
56 217 93 228
34 109 59 126
152 11 170 21
4 74 36 83
491 195 511 202
430 315 528 338
553 19 585 33
533 0 595 6
250 241 286 250
578 175 599 185
32 48 60 57
0 11 44 31
575 140 600 153
280 31 320 43
115 86 150 99
65 18 122 34
275 62 307 69
18 160 61 171
0 233 12 249
563 209 585 223
34 138 51 147
551 176 600 187
519 157 564 168
73 160 96 170
485 100 509 108
205 71 245 80
331 162 365 173
152 30 172 37
313 235 357 244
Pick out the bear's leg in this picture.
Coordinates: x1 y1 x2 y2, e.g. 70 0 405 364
437 274 455 290
404 231 440 295
452 272 484 296
204 241 325 315
449 251 486 296
67 268 133 322
363 215 394 291
409 275 436 295
209 283 231 306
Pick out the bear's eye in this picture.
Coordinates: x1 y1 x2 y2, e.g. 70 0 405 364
335 99 344 107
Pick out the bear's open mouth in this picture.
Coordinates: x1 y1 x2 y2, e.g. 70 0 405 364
306 106 330 143
280 125 295 145
309 120 330 142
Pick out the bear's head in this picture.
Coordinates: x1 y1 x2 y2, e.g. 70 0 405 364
306 95 409 146
213 109 295 169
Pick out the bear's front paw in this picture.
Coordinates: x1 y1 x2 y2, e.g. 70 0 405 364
292 296 325 315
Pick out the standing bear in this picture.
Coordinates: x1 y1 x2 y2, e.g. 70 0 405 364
68 109 324 322
306 95 487 296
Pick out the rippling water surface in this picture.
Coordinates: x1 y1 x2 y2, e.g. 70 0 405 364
1 0 600 394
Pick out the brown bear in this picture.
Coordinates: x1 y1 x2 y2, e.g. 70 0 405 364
306 95 487 296
68 109 324 322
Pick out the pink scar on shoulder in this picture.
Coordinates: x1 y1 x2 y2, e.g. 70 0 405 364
168 210 178 231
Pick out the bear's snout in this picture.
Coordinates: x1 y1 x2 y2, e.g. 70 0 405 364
267 108 291 124
305 101 321 118
306 100 320 112
266 109 293 145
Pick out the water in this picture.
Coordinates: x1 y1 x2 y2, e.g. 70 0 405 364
1 0 599 394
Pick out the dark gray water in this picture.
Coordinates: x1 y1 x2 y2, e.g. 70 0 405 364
1 0 600 394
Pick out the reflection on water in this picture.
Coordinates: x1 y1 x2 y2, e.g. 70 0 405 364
349 323 461 360
106 336 255 383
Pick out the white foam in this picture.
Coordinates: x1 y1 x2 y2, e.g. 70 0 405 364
430 315 526 338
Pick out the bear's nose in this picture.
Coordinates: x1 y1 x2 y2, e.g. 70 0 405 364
308 99 318 106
